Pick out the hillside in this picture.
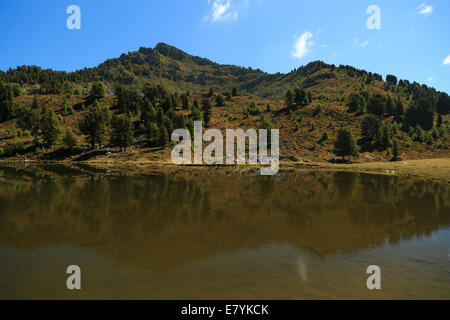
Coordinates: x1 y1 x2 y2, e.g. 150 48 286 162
0 43 435 99
0 43 449 165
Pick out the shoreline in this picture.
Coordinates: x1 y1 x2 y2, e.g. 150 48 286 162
1 157 449 183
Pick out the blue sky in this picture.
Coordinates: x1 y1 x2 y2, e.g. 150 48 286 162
1 0 449 93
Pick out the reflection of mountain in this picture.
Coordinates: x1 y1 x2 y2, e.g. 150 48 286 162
0 165 449 273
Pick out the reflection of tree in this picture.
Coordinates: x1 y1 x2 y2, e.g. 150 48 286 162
257 176 276 206
334 171 359 199
0 165 448 271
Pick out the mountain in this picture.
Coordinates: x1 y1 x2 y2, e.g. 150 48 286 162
0 43 449 163
2 42 447 99
94 43 347 99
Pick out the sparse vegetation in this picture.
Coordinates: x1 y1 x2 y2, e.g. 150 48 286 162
0 44 448 164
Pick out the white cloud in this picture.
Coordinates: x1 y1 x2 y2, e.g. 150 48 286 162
204 0 250 23
428 76 433 82
416 2 434 16
443 55 450 65
354 38 369 48
292 31 313 59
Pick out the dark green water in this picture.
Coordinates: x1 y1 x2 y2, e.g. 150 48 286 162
0 165 449 299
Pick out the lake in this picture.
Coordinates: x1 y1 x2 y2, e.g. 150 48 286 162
0 164 449 299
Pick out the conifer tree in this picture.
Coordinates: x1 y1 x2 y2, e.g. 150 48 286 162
79 104 107 148
110 115 133 151
333 129 358 161
62 128 77 150
41 108 61 148
159 124 169 147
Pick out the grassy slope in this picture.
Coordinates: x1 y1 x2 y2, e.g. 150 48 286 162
0 62 449 174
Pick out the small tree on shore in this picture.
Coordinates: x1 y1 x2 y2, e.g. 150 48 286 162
333 129 358 161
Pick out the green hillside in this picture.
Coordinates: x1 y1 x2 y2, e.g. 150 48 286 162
0 43 449 163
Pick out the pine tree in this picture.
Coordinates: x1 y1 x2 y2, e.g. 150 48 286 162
392 139 399 160
215 94 225 107
16 106 41 147
101 106 112 125
141 101 157 125
62 128 77 150
191 107 204 124
357 95 367 114
41 108 61 148
110 115 133 151
159 124 169 147
182 94 189 109
201 98 212 125
174 112 186 129
145 122 159 145
385 96 395 116
12 84 22 97
333 129 358 161
379 123 392 150
0 81 14 121
90 82 106 100
394 97 404 123
285 89 294 109
367 93 385 116
436 92 450 115
62 98 69 114
78 105 107 148
360 114 381 151
347 93 360 113
293 88 309 107
386 74 398 85
31 95 39 109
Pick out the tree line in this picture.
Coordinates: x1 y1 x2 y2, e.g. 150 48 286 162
1 81 234 155
334 88 448 160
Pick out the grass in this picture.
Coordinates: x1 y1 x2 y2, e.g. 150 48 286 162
284 158 450 183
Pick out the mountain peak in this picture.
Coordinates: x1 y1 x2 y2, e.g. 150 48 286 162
154 42 188 60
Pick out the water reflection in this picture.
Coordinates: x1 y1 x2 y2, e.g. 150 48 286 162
0 165 449 298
